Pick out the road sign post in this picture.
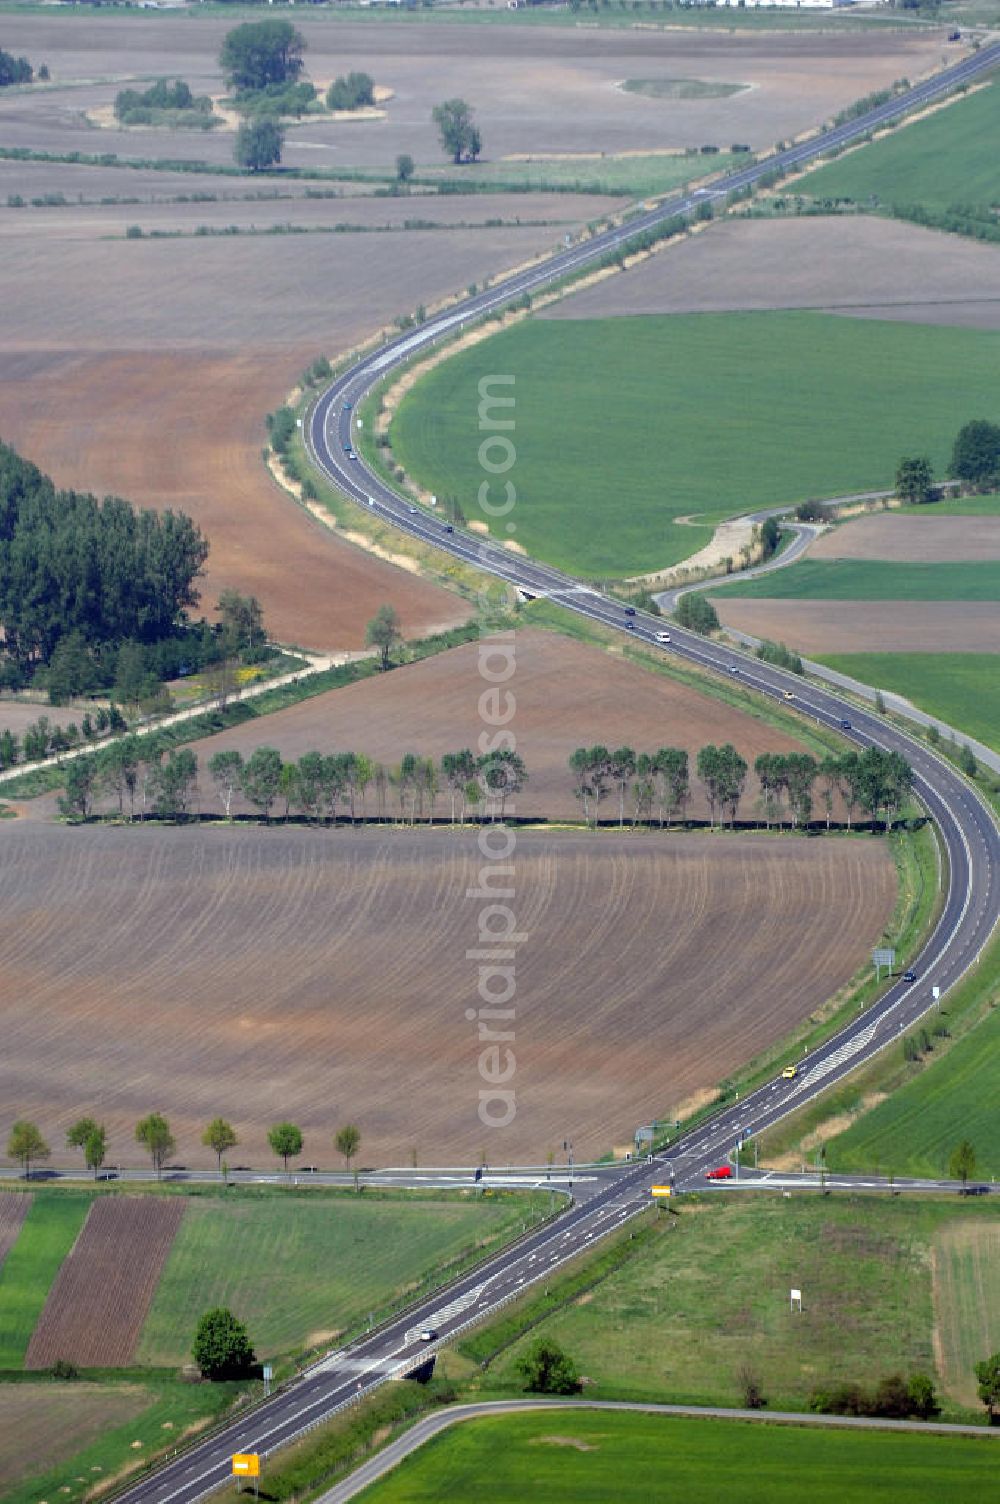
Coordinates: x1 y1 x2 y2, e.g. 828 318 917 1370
232 1455 260 1497
872 947 895 982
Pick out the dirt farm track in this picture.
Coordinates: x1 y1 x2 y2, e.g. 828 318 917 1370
0 822 895 1167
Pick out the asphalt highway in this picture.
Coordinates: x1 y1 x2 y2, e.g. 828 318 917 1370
113 46 1000 1504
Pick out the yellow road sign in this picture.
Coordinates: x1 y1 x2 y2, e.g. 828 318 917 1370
232 1455 260 1478
650 1185 672 1197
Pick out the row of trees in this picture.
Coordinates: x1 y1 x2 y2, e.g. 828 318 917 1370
59 740 530 824
568 744 913 831
0 440 209 688
896 418 1000 503
6 1116 362 1178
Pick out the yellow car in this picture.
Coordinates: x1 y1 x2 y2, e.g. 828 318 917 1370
782 1065 798 1080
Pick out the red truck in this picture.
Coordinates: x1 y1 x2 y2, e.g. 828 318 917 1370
705 1166 733 1181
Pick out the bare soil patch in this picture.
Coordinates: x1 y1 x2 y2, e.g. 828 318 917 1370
0 17 949 166
0 822 894 1167
0 1382 149 1488
0 1192 30 1275
809 512 1000 563
25 1197 185 1370
542 217 1000 330
714 599 1000 656
186 628 829 821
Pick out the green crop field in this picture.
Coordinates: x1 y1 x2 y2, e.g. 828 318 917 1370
472 1197 996 1413
814 654 1000 754
895 494 1000 518
136 1192 541 1365
391 312 1000 577
932 1220 1000 1409
0 1193 90 1368
709 559 1000 601
826 1006 1000 1180
355 1408 1000 1503
797 80 1000 210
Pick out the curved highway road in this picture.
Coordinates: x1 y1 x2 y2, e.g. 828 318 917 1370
116 45 1000 1504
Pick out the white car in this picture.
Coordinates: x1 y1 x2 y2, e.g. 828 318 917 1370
656 632 672 644
418 1329 438 1343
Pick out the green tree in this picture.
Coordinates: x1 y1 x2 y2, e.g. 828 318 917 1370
208 749 244 820
46 630 100 705
396 152 415 184
950 419 1000 488
153 747 198 820
100 736 140 820
335 1124 361 1172
441 750 477 823
294 750 326 824
58 758 98 821
202 1118 238 1172
959 743 977 778
192 1308 256 1380
477 747 527 821
895 455 934 504
66 1117 98 1168
326 71 374 111
516 1339 580 1395
675 593 719 635
220 20 305 94
949 1138 977 1186
7 1120 50 1177
784 752 817 828
608 746 636 828
241 746 283 820
907 1373 940 1420
82 1127 107 1178
135 1112 175 1179
0 49 33 87
975 1351 1000 1424
366 603 402 671
234 117 284 173
217 589 265 655
653 746 689 827
432 98 481 164
268 1121 303 1172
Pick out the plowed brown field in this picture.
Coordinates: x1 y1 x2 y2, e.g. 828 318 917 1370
185 627 826 822
25 1197 184 1370
0 821 895 1166
809 512 1000 562
542 218 1000 331
713 600 1000 656
0 1193 29 1274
